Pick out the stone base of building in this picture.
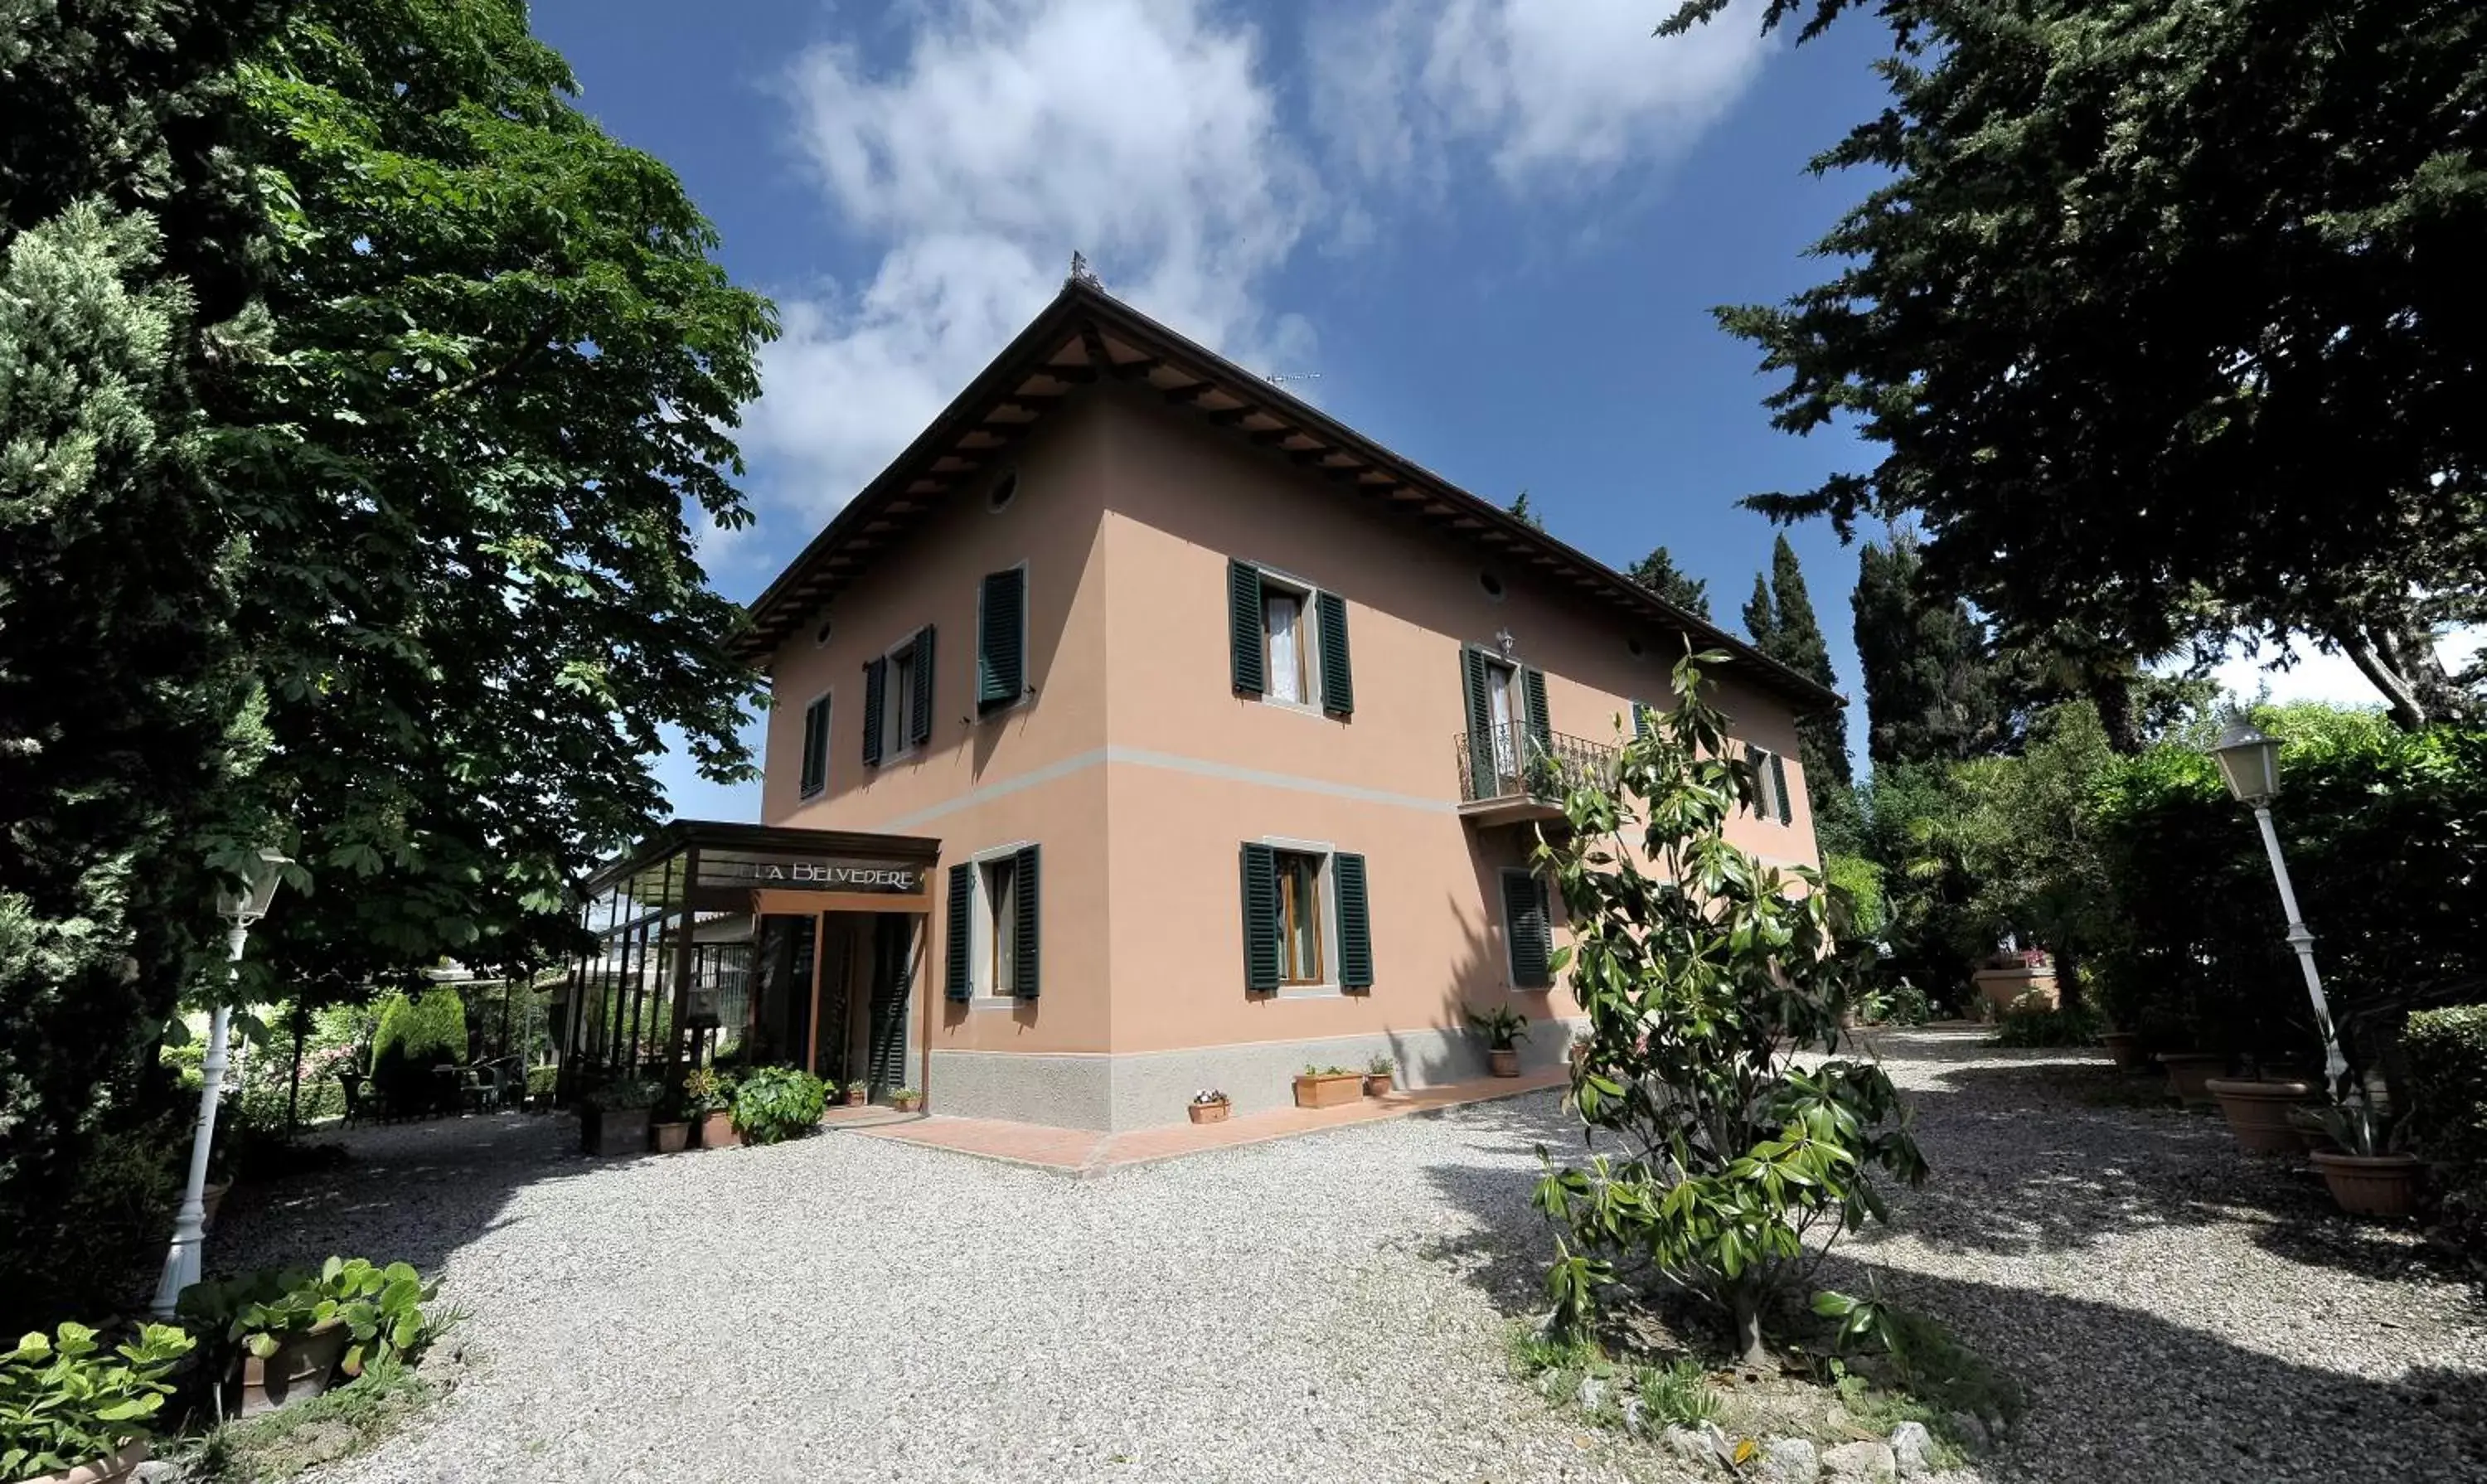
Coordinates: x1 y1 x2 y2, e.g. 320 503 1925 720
926 1016 1585 1131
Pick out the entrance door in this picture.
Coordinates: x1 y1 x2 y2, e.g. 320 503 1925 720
864 914 916 1097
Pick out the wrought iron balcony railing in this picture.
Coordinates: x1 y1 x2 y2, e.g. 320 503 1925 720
1455 722 1618 807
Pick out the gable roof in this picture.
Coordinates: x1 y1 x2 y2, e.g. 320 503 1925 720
738 279 1842 714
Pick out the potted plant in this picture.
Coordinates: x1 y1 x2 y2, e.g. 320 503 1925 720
1292 1065 1364 1108
1188 1089 1231 1124
890 1087 924 1113
580 1078 659 1157
649 1084 693 1154
1466 1004 1531 1076
681 1067 734 1147
1364 1055 1397 1097
0 1322 192 1484
840 1077 870 1108
2297 1103 2423 1217
731 1065 829 1145
2099 1028 2151 1073
2203 1073 2323 1154
2154 1050 2225 1108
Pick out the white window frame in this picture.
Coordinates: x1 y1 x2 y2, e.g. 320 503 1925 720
976 559 1035 723
1498 866 1554 992
1249 565 1327 717
964 838 1035 1010
878 632 922 762
797 687 832 800
1258 833 1340 997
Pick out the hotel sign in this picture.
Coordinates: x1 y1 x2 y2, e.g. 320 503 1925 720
697 856 923 893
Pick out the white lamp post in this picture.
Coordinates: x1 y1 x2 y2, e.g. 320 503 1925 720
152 846 291 1317
2210 723 2353 1099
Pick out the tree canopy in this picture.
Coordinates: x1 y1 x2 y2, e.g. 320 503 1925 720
1850 527 2007 768
1744 534 1857 848
1625 545 1711 618
1665 0 2487 728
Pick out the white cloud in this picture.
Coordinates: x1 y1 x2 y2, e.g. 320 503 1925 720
730 0 1779 544
1309 0 1776 196
739 0 1316 529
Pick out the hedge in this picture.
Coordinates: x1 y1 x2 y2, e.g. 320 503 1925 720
2405 1005 2487 1244
370 987 468 1117
2087 720 2487 1069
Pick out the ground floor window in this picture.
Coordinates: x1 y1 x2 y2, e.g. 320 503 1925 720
1273 848 1326 986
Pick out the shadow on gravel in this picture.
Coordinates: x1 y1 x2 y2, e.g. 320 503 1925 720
1411 1064 2487 1484
203 1112 615 1283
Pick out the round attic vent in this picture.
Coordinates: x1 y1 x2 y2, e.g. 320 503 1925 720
987 470 1020 512
1479 570 1505 600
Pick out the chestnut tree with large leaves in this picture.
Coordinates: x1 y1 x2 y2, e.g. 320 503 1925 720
1665 0 2486 728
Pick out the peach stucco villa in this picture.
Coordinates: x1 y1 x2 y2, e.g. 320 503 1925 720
554 274 1835 1131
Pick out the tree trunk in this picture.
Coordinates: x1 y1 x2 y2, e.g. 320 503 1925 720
2088 667 2141 755
2333 628 2430 731
285 1011 307 1137
1731 1289 1769 1370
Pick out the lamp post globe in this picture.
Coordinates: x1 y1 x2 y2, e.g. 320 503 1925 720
152 846 292 1317
2213 721 2282 806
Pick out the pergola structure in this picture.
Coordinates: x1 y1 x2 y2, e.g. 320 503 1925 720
555 821 942 1101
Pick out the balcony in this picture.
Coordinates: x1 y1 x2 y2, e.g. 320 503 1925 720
1455 723 1618 827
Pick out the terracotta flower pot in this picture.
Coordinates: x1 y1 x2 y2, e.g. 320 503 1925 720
842 1085 869 1107
1293 1072 1364 1108
581 1105 650 1157
891 1095 923 1113
2309 1151 2423 1218
229 1318 348 1417
2099 1031 2151 1074
1187 1099 1230 1124
696 1109 739 1148
650 1120 691 1154
1488 1048 1521 1079
2155 1052 2224 1108
2204 1078 2321 1154
201 1179 233 1232
26 1441 148 1484
1364 1073 1394 1097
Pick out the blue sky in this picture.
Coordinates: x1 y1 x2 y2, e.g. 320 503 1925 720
530 1 2412 822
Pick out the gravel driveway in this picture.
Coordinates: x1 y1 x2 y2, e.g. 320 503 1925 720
212 1030 2486 1484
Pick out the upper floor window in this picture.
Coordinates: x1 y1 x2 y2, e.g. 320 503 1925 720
862 625 935 767
1749 744 1793 825
1228 559 1353 717
797 694 830 798
976 565 1027 715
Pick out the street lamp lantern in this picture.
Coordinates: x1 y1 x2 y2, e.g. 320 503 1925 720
153 845 293 1317
2213 722 2283 806
218 846 292 925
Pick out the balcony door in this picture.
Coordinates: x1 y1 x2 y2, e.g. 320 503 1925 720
1484 656 1521 793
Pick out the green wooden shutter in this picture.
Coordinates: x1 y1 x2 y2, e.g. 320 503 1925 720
943 863 972 1001
1631 701 1651 740
1523 667 1552 754
977 568 1025 711
1011 843 1040 998
862 657 887 767
1461 647 1493 794
1316 591 1353 717
1239 842 1280 992
800 696 830 796
1770 751 1793 826
1503 871 1553 988
1228 559 1264 696
909 625 936 747
1334 851 1372 991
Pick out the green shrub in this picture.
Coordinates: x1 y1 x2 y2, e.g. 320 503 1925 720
1822 852 1888 941
0 1322 194 1478
730 1066 827 1144
179 1257 447 1380
1993 1004 2103 1048
369 989 468 1118
1534 654 1926 1365
2404 1005 2487 1243
525 1065 557 1098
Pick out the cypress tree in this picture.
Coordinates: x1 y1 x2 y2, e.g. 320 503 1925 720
1625 546 1712 618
